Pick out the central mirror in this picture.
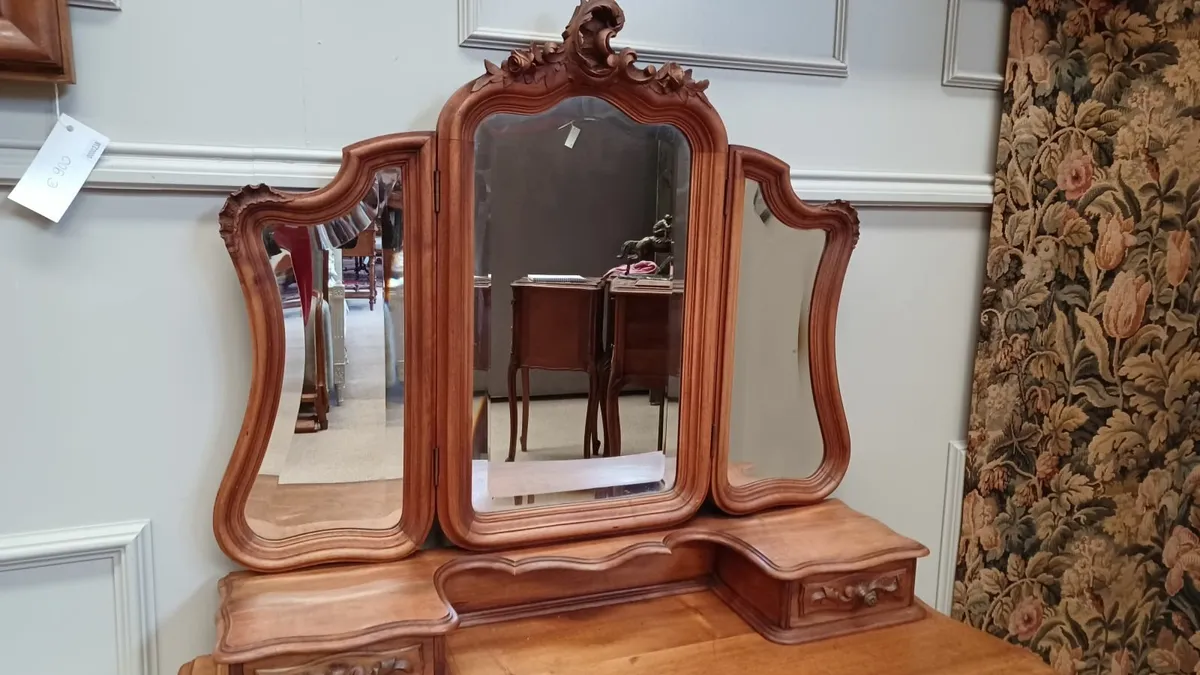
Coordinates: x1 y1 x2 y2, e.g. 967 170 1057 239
470 96 691 511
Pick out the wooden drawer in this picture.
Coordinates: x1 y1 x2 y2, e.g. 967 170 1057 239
793 561 914 627
242 641 433 675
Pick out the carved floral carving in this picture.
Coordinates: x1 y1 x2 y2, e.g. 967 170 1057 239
260 655 414 675
317 657 411 675
810 574 901 609
470 0 711 105
218 184 291 253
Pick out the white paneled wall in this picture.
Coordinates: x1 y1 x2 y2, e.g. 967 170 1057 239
0 522 156 675
0 1 1008 671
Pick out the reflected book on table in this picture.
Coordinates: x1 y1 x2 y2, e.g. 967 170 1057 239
525 274 588 283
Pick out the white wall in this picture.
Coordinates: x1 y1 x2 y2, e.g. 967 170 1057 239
0 1 1007 673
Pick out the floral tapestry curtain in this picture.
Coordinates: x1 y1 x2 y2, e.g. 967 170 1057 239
954 1 1200 674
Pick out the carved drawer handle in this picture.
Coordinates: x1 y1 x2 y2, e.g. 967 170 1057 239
810 574 900 608
324 658 411 675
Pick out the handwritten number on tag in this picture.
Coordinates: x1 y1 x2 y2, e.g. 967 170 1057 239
7 114 110 223
47 156 71 188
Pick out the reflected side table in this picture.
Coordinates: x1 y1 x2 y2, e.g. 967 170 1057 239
604 278 684 458
507 278 606 461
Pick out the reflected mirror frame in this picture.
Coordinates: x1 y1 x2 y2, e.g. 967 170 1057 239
213 133 437 572
434 6 729 551
712 145 859 516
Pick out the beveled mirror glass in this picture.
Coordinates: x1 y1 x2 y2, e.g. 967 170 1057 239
470 96 690 511
727 178 826 485
214 134 435 571
713 146 857 515
248 170 405 539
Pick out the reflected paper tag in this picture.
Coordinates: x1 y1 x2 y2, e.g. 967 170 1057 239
8 114 109 223
564 124 580 149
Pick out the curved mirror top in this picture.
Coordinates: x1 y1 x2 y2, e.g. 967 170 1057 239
470 96 691 511
727 178 826 485
247 169 407 539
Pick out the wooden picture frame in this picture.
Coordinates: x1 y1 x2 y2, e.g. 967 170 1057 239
711 146 858 515
434 0 729 550
0 0 75 83
213 133 436 571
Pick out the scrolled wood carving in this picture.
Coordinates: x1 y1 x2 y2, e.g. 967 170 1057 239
258 653 415 675
217 184 292 254
471 0 710 106
319 657 411 675
810 575 901 609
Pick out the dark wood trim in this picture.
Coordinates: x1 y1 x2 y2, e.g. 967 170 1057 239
213 133 437 571
0 0 74 83
712 145 859 515
434 0 728 549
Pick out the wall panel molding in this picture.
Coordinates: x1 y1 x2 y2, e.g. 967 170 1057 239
69 0 122 10
935 440 967 615
0 139 341 191
942 0 1004 90
0 139 994 206
457 0 850 77
0 521 157 675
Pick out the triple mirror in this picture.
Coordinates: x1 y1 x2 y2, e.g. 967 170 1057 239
212 0 856 571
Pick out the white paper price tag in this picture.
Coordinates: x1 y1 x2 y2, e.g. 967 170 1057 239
8 114 109 223
564 124 580 149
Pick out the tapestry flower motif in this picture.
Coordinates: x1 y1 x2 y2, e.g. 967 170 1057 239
957 2 1200 673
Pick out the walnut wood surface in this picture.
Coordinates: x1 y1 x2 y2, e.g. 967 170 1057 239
190 597 1053 675
214 501 927 663
446 593 1055 675
0 0 74 83
214 133 436 571
436 0 728 551
244 476 405 540
712 145 859 515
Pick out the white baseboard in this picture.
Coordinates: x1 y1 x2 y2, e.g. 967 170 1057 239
0 521 157 675
0 139 994 207
935 440 967 615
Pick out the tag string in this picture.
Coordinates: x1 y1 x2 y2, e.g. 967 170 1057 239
53 83 60 120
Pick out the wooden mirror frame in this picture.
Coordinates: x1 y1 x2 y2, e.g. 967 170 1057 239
0 0 74 83
712 146 858 515
435 0 730 550
214 133 436 571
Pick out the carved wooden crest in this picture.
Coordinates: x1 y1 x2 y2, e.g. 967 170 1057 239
218 184 291 254
471 0 711 106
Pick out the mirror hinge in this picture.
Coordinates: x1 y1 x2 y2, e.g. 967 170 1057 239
433 170 441 214
433 449 440 486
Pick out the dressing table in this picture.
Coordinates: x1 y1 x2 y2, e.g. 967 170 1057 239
181 3 1053 673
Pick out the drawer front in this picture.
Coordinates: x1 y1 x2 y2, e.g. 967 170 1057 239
794 562 913 627
248 643 424 675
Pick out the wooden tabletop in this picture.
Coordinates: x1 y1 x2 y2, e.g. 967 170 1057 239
447 592 1054 675
187 593 1051 675
608 276 685 295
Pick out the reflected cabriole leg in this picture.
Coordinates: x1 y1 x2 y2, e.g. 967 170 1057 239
520 367 530 453
605 374 623 457
596 362 609 457
583 367 597 459
507 360 519 462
